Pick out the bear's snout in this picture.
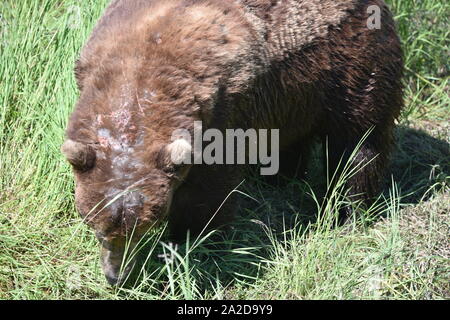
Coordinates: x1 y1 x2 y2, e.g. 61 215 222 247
103 190 146 233
100 239 137 286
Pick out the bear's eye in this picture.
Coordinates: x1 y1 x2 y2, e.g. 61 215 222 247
163 164 180 175
166 163 191 181
155 149 190 178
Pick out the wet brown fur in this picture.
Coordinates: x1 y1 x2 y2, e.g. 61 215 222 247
65 0 403 242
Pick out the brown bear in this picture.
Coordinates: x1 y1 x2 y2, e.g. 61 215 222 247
62 0 403 285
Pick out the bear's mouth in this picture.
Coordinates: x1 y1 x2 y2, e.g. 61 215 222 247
100 240 138 286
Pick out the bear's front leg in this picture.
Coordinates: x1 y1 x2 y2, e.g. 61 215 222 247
323 125 394 221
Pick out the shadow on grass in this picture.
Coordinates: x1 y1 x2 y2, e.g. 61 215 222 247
388 125 449 203
124 125 449 297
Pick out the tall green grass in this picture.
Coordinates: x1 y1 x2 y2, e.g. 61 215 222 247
0 0 448 299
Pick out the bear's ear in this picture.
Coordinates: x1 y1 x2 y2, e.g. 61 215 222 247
156 139 192 170
61 139 96 171
166 139 192 166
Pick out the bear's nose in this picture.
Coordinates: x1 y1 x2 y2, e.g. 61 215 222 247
107 190 144 228
105 273 119 286
123 191 144 212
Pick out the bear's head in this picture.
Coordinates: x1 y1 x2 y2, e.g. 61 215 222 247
62 62 197 284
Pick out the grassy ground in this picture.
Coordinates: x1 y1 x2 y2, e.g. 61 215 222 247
0 0 449 300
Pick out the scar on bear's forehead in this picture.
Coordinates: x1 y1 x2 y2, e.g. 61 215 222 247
110 109 132 131
98 128 112 148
